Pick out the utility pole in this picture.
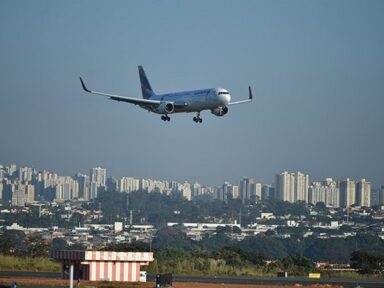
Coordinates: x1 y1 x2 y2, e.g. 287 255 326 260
69 264 74 288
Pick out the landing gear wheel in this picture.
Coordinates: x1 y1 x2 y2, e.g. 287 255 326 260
161 115 170 121
193 112 202 123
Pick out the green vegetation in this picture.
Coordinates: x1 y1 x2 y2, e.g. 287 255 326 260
0 254 60 271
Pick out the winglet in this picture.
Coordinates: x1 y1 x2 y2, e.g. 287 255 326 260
80 77 91 93
248 86 253 100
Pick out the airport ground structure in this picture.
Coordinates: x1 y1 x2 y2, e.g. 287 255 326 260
50 250 153 282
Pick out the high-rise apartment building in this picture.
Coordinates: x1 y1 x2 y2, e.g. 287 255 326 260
261 185 273 200
12 184 25 207
182 181 191 201
192 182 202 198
275 171 309 203
19 167 33 183
356 179 371 207
106 177 118 192
323 178 340 208
308 178 340 207
295 172 309 202
275 171 294 202
119 177 140 193
90 167 106 188
379 185 384 205
240 177 251 203
230 185 239 199
339 178 356 207
90 167 106 198
25 184 35 203
75 174 90 201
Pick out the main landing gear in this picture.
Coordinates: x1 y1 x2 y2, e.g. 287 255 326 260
161 115 170 121
193 112 203 123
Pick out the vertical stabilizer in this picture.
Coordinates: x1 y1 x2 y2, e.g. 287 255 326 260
138 66 155 99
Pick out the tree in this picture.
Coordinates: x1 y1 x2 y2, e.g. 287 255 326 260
1 230 26 255
25 234 50 257
315 202 327 212
351 251 384 275
0 234 13 255
281 254 314 272
153 226 191 250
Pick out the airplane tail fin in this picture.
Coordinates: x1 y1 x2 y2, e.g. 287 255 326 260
138 66 155 99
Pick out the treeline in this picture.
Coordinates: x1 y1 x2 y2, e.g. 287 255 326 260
0 230 84 258
104 226 384 276
147 226 384 263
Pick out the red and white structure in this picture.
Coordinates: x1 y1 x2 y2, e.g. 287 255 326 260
51 250 154 282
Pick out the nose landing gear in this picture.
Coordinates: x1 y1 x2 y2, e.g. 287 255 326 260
193 112 203 123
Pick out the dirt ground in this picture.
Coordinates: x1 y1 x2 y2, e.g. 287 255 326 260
0 277 344 288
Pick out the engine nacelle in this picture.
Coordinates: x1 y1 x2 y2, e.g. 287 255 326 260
157 102 175 114
211 106 228 117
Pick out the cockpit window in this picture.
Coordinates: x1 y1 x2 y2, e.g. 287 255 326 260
218 91 229 95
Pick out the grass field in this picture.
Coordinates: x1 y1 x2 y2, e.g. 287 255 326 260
0 255 60 272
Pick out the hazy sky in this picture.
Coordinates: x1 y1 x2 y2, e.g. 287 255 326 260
1 1 383 187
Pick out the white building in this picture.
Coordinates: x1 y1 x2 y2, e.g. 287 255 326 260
356 179 371 207
275 171 309 203
90 167 106 189
182 181 191 201
340 178 356 207
309 178 340 208
119 177 140 193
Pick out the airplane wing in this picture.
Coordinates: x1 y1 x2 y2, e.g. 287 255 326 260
80 77 161 106
228 86 253 105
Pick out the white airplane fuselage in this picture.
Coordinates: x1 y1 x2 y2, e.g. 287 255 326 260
144 88 231 114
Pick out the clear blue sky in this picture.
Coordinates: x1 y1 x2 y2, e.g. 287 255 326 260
1 1 383 187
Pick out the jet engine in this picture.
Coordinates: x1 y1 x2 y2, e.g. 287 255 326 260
211 106 228 116
158 102 175 114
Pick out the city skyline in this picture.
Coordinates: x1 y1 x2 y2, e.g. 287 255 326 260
1 161 382 189
1 162 382 208
1 2 383 187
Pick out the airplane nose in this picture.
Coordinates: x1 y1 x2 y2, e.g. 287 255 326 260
226 94 231 104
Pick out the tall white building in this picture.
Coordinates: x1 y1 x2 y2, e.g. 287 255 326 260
339 178 356 207
7 164 17 177
308 178 339 207
275 171 294 202
275 171 309 203
356 179 371 207
182 181 191 201
90 167 106 188
192 182 202 198
323 178 340 208
12 183 27 207
119 177 140 193
54 177 78 201
19 167 34 183
309 182 326 205
230 185 239 199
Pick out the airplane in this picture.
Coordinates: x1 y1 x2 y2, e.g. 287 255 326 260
80 66 252 123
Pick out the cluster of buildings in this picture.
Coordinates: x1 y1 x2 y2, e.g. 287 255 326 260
0 163 383 209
